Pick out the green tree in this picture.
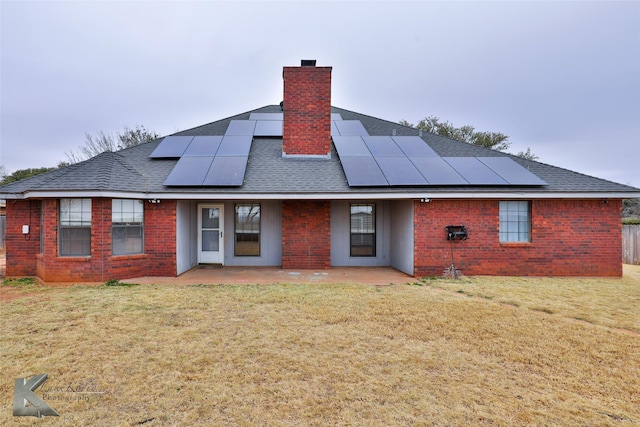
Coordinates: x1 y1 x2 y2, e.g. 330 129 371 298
514 147 539 161
401 115 537 159
0 167 57 186
119 125 161 148
623 198 640 218
63 125 160 165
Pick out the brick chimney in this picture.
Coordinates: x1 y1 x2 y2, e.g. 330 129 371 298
282 60 332 158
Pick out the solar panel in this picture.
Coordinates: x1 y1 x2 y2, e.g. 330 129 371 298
331 121 340 136
254 120 283 137
392 136 439 157
149 136 194 158
410 157 468 185
249 113 283 120
332 136 371 156
182 136 223 156
375 156 428 185
216 135 253 156
203 156 248 186
334 120 369 136
331 113 343 121
477 157 547 185
444 157 508 185
339 156 388 186
363 136 404 156
163 156 213 186
225 120 256 135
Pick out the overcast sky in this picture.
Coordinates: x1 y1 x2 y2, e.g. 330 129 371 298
1 1 639 187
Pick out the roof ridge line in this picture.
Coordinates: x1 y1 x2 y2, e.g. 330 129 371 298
170 105 280 136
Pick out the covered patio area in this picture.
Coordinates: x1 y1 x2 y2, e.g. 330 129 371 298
0 250 413 287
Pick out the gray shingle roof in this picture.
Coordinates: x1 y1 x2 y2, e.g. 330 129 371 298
2 105 639 198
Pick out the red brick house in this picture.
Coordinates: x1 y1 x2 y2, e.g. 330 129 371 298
2 61 639 282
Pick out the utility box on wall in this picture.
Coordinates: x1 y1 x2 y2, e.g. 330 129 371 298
445 225 468 241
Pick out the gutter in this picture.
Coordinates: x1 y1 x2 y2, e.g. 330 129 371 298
3 190 640 201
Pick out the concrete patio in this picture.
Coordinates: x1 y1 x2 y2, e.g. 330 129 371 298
120 265 415 286
0 252 414 287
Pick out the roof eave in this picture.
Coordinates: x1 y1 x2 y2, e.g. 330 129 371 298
4 189 640 201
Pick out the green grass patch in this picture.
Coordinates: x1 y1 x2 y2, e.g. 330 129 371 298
103 279 139 287
2 277 36 287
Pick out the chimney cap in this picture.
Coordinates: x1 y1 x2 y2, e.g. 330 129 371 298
301 59 317 67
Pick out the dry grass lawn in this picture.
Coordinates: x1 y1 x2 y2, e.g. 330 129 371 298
1 266 639 426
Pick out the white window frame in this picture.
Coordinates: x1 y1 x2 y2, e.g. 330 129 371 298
59 198 92 256
499 200 531 243
112 199 144 255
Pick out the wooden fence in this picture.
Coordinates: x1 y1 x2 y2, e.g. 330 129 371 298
623 224 639 265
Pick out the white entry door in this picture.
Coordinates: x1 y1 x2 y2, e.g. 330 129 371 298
198 204 224 264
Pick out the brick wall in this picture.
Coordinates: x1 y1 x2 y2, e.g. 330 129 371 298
414 199 622 277
282 200 331 269
6 198 177 282
141 200 177 276
282 64 332 156
7 197 622 280
5 200 41 276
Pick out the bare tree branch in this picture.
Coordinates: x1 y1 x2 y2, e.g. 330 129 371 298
64 125 160 164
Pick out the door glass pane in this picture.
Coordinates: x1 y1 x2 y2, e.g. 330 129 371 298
350 203 376 257
202 208 219 229
235 204 260 256
202 230 219 251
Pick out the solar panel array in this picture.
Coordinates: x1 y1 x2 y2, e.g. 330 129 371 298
333 135 546 187
150 113 354 187
150 112 546 188
150 119 257 186
161 133 252 186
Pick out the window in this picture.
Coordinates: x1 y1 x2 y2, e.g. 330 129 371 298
351 203 375 256
112 199 144 255
235 204 260 256
499 201 531 243
59 199 91 256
